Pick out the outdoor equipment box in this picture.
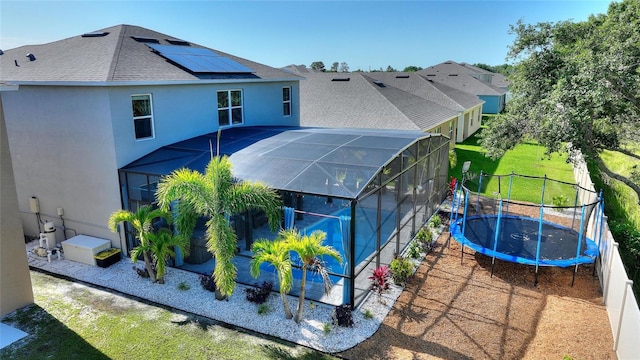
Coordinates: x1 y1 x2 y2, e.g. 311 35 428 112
61 235 111 266
94 248 121 268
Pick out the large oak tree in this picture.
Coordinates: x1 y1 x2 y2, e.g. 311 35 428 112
481 0 640 160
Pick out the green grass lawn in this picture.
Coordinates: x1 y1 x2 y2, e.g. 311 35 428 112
599 149 640 178
1 271 335 360
450 132 576 204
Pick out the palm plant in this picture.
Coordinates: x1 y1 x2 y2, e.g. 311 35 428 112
250 233 294 319
282 229 342 323
108 205 172 283
156 156 282 297
131 228 189 284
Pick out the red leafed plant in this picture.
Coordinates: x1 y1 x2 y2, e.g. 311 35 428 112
448 177 457 198
369 265 391 301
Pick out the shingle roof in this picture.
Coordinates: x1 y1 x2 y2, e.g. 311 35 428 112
365 72 484 112
0 24 301 84
459 62 510 88
299 72 458 131
418 61 507 96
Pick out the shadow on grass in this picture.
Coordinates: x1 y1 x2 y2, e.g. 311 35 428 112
260 344 337 360
1 304 109 360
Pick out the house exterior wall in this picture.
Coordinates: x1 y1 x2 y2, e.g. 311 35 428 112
479 95 505 114
3 86 122 247
109 81 300 167
0 88 34 316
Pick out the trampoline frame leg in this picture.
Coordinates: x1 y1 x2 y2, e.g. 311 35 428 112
571 264 578 287
534 268 539 286
461 244 464 265
490 257 496 278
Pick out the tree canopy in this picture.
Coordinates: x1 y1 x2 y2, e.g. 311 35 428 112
310 61 326 72
480 0 640 160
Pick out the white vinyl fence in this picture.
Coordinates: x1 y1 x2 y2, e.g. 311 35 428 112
574 153 640 360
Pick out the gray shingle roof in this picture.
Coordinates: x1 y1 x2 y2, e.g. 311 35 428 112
299 72 458 131
0 24 301 83
365 72 484 112
459 62 510 88
418 61 507 96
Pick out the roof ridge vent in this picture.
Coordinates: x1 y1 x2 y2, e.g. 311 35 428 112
449 74 458 76
82 31 109 38
395 75 409 78
166 39 190 45
131 36 159 43
331 77 350 82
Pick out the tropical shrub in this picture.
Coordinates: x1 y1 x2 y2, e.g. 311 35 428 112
390 256 413 285
429 215 441 228
331 304 354 327
369 265 391 300
199 273 217 292
408 241 423 259
245 281 274 304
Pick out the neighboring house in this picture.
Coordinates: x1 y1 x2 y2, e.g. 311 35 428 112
0 82 34 317
365 72 484 143
294 72 459 134
459 62 510 91
0 24 302 248
289 69 483 143
418 61 507 114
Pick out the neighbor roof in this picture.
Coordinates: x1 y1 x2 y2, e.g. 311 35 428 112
0 24 301 84
418 61 507 96
459 62 510 88
365 72 484 112
298 72 459 131
121 126 443 199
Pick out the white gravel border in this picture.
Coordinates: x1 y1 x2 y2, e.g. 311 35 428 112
26 242 409 354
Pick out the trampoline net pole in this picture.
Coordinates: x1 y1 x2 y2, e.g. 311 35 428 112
491 198 503 277
572 205 587 286
535 176 547 286
506 172 514 216
461 187 470 264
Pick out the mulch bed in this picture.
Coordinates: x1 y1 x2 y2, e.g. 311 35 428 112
339 221 616 359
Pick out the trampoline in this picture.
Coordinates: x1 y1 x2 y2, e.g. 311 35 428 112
449 172 604 285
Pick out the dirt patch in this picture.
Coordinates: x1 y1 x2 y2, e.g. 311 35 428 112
339 230 615 360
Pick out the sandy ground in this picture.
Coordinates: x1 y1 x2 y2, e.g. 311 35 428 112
339 229 616 360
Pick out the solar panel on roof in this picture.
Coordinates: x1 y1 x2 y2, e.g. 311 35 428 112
146 43 254 74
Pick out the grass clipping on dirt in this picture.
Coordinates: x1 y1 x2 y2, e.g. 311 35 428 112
340 231 616 360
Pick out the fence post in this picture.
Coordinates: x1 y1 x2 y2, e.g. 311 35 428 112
604 241 617 306
613 280 634 351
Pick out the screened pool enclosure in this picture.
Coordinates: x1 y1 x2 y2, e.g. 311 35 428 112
119 126 450 306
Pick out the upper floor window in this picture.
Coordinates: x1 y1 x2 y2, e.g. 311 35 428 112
218 90 243 126
282 87 291 116
132 94 154 140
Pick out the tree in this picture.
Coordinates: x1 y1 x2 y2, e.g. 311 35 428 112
330 62 339 72
480 0 640 160
108 205 172 283
310 61 326 72
385 65 398 72
156 156 282 297
250 233 295 319
282 229 342 323
132 228 188 284
402 65 423 72
339 62 349 73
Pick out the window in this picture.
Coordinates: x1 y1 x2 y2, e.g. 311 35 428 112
282 87 291 116
132 94 154 140
218 90 243 126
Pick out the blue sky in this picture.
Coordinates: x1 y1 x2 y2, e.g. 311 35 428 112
1 1 612 70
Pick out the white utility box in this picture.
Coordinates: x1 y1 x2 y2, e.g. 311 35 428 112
61 235 111 266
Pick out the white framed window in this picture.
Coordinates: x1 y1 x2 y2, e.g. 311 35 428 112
282 87 291 116
131 94 154 140
218 89 243 126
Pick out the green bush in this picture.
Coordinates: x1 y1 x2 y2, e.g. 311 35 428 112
416 227 433 243
408 241 422 259
390 256 413 285
552 194 570 207
429 215 441 228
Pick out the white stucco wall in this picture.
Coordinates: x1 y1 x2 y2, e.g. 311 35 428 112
3 86 122 246
109 81 300 167
1 87 34 316
2 80 300 250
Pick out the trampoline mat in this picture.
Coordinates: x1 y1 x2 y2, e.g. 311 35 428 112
458 215 597 266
